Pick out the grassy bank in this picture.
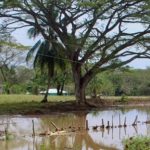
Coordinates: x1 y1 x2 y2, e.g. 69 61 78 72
0 94 75 103
102 96 150 102
0 95 150 115
0 94 75 115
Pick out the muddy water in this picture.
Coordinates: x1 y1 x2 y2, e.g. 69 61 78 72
0 108 150 150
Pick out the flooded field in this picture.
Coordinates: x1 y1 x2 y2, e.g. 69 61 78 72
0 108 150 150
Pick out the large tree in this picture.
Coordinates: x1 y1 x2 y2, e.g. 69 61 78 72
0 29 27 93
26 26 67 102
0 0 150 104
26 38 66 102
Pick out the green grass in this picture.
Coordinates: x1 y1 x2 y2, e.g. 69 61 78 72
123 136 150 150
1 95 150 104
102 96 150 101
104 96 150 100
0 94 75 104
0 95 150 115
0 94 75 115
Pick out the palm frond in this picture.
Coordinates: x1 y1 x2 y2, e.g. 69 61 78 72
27 27 40 39
27 37 67 77
35 42 46 71
26 40 41 62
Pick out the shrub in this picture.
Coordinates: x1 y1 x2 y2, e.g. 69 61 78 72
123 136 150 150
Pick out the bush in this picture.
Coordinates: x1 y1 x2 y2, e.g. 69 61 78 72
123 136 150 150
121 94 128 102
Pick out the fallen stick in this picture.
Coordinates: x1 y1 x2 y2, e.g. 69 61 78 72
50 121 59 131
106 121 110 129
86 120 89 130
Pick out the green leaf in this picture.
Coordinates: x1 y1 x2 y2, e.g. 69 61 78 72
26 40 41 62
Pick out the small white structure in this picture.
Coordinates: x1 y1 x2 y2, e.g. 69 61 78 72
40 88 68 95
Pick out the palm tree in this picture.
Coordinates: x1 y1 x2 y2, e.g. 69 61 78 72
26 28 66 102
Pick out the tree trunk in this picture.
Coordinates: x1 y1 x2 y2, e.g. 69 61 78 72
59 72 66 95
72 64 86 105
56 84 61 95
72 62 97 105
60 83 64 95
6 86 10 94
41 87 49 103
75 84 86 104
41 72 51 103
92 88 97 98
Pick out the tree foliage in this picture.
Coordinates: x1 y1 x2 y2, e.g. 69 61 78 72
0 0 150 103
0 30 28 93
26 26 67 101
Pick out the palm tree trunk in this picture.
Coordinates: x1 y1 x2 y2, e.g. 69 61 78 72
56 84 61 95
59 72 66 95
41 87 49 103
41 73 51 103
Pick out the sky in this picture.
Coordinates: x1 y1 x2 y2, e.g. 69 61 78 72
12 28 150 69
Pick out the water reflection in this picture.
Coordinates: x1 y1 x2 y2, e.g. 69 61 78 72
0 108 150 150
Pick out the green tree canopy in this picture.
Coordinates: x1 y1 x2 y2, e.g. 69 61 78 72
26 26 67 102
0 0 150 104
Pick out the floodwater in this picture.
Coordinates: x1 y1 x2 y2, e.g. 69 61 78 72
0 108 150 150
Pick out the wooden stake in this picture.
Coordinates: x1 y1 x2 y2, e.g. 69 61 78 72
86 120 89 130
118 114 122 128
111 116 113 128
124 117 127 127
106 121 110 129
93 125 98 130
32 120 35 137
112 126 114 139
124 126 127 135
102 128 104 138
101 119 104 128
119 126 121 139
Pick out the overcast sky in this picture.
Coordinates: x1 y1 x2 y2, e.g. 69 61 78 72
12 28 150 69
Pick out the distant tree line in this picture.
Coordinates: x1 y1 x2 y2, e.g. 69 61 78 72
0 0 150 105
1 65 150 97
87 68 150 96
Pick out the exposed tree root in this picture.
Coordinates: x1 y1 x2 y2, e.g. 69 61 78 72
41 99 48 103
85 97 105 108
85 101 98 108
